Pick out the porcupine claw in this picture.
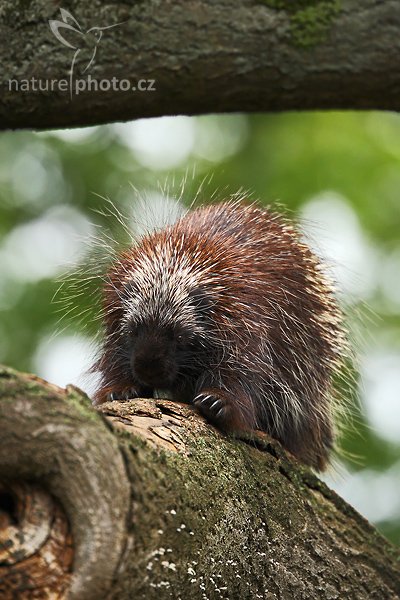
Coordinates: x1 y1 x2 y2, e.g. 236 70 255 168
193 391 230 428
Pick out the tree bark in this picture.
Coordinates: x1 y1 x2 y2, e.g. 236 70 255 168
0 365 399 599
1 1 400 131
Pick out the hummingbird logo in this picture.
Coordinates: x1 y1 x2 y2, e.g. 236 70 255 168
49 8 124 97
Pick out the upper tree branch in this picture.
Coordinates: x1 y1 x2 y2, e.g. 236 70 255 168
1 0 400 130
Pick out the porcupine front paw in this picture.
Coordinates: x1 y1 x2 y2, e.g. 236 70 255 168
107 388 139 401
193 389 235 430
94 384 153 405
108 384 154 401
92 388 139 405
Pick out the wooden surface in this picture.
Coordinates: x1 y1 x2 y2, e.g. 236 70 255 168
0 365 399 599
1 1 400 129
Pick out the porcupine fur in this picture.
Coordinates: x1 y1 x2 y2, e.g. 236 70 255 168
93 200 347 470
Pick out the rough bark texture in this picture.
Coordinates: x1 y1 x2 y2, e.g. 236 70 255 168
1 1 400 130
0 482 73 599
0 365 399 600
0 367 130 599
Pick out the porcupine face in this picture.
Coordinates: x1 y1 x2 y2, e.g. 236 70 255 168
125 321 205 389
119 265 215 393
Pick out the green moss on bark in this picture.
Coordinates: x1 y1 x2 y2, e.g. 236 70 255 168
260 0 341 47
65 383 99 422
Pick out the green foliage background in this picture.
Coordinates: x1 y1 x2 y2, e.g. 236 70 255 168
1 112 399 544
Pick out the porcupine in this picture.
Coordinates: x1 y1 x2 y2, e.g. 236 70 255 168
93 200 346 470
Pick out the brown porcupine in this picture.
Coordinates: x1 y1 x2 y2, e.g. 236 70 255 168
93 200 346 470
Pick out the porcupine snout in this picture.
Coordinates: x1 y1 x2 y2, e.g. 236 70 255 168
130 330 177 389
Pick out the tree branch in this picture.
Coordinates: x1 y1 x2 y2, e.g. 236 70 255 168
1 365 399 599
1 1 400 130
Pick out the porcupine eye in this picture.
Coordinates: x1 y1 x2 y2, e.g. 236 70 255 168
174 329 199 352
127 323 138 337
175 331 186 345
125 323 140 349
173 329 209 385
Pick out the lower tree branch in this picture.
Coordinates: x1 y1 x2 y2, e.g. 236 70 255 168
0 367 130 599
0 365 399 599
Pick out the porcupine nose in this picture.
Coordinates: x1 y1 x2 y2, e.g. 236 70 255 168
132 343 174 388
